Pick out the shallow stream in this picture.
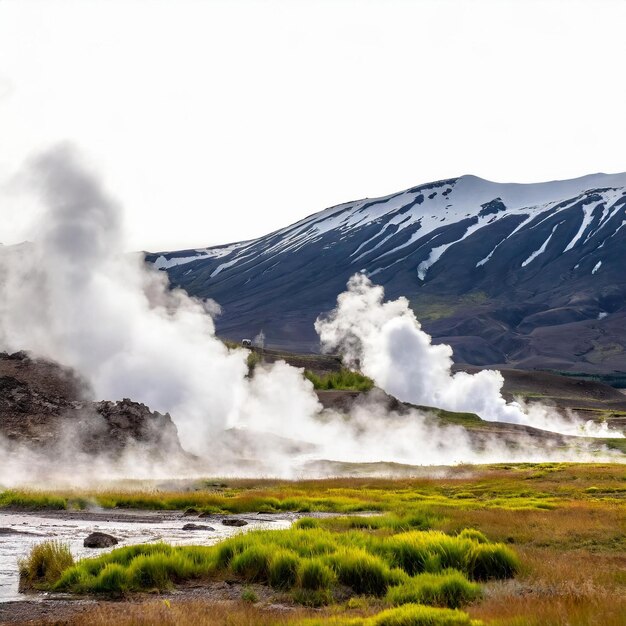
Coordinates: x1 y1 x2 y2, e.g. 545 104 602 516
0 509 292 602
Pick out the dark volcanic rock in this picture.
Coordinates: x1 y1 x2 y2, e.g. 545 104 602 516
222 518 248 527
182 523 215 531
84 532 118 548
87 398 181 456
0 352 184 456
0 352 84 443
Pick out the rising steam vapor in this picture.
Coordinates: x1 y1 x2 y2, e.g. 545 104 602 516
0 144 254 452
315 273 624 439
0 145 623 489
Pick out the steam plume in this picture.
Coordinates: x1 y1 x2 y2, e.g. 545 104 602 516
315 273 624 439
0 145 253 452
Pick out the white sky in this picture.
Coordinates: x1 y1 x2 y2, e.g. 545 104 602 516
1 0 625 251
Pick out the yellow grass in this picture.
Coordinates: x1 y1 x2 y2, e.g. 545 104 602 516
6 464 626 625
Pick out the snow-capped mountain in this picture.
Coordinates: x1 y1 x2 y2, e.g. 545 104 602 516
147 173 626 375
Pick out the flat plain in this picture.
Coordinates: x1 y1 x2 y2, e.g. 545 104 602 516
1 463 624 626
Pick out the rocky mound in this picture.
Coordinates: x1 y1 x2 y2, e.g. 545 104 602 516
0 351 182 456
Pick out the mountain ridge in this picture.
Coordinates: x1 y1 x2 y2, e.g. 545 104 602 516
146 173 626 376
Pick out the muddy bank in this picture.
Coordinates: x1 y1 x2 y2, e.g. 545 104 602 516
0 584 296 625
0 597 99 625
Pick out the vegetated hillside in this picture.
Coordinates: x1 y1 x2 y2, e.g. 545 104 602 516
147 173 626 376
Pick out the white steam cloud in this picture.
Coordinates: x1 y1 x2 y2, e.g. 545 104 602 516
0 144 292 453
0 145 623 488
316 274 623 439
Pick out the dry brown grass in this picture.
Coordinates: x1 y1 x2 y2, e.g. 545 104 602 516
519 547 626 591
435 501 625 551
464 542 626 625
60 599 319 626
468 595 626 626
435 496 626 625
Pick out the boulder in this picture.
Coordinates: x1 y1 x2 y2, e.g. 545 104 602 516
222 518 248 527
182 523 215 531
84 531 119 548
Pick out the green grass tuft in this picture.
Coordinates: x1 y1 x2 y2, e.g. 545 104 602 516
328 548 398 596
386 570 482 609
269 550 300 589
298 557 336 590
383 532 465 576
304 369 374 391
465 543 520 581
19 541 74 590
457 529 488 544
127 553 176 591
300 603 482 625
295 517 320 530
369 604 481 626
91 563 130 595
231 545 272 582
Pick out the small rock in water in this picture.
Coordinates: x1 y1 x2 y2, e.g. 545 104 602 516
183 507 199 516
84 532 119 548
198 511 213 518
182 523 215 531
222 518 248 527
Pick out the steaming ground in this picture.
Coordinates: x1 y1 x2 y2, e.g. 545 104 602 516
0 144 623 487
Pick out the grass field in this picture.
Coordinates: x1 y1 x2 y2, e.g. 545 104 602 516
8 463 626 625
304 369 375 392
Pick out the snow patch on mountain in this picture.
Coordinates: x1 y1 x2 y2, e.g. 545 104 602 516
153 243 243 270
148 171 626 289
563 199 604 252
521 222 562 267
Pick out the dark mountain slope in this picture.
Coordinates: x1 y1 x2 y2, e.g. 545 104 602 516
147 173 626 375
